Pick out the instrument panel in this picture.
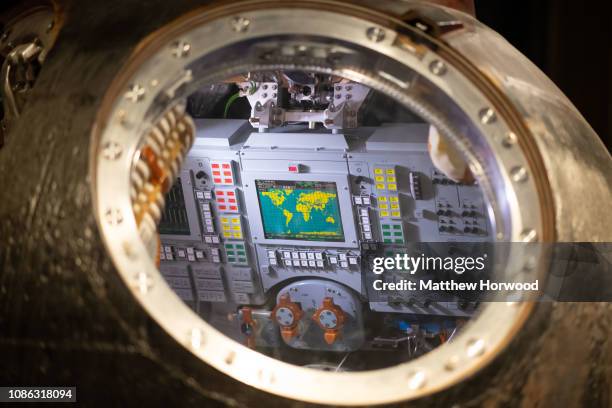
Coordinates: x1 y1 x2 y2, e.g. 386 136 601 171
159 116 490 358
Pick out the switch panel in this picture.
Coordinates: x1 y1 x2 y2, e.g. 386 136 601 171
220 215 243 240
215 188 240 213
211 160 236 185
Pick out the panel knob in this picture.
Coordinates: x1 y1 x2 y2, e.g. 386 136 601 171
271 294 304 341
312 297 346 345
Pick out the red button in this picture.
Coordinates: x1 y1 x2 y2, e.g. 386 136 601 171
213 178 221 183
222 163 230 169
230 206 237 211
218 198 225 203
212 170 220 176
211 163 219 168
227 191 235 196
224 178 232 183
228 198 236 203
219 205 227 210
288 165 298 173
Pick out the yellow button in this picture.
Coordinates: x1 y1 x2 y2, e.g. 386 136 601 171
380 211 390 217
232 225 241 231
374 168 383 175
386 169 395 175
379 204 389 210
388 183 397 191
375 176 385 182
223 232 231 237
223 225 230 231
221 217 229 224
233 232 243 239
378 196 387 202
389 196 398 202
231 218 240 224
387 176 396 183
376 183 386 190
391 204 399 210
392 211 401 217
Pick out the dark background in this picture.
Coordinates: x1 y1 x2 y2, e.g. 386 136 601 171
476 0 611 150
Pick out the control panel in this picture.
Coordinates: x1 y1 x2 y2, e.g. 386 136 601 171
158 118 490 354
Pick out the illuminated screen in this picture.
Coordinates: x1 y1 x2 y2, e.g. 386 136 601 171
255 180 345 242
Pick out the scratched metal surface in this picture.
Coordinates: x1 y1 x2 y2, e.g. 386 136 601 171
0 1 611 407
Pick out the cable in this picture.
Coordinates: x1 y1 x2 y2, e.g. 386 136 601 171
223 91 241 118
335 352 351 372
223 81 258 118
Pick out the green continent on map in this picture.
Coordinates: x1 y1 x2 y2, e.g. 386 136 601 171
259 187 343 241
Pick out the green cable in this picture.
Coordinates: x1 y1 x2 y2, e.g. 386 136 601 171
223 82 258 118
223 91 242 118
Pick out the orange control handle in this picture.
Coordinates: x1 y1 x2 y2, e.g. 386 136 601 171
312 297 346 345
271 294 304 341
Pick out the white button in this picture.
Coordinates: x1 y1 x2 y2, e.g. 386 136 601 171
329 257 338 264
267 250 276 258
308 260 316 267
361 216 369 224
283 251 291 259
354 196 363 205
315 253 323 260
166 253 174 261
269 258 277 265
177 250 186 258
212 256 220 263
186 247 194 255
300 260 308 267
291 252 299 259
205 219 213 225
164 246 172 253
196 191 204 199
299 252 307 259
364 232 372 240
340 261 348 268
160 253 166 261
211 248 220 256
204 236 213 243
307 253 315 260
293 260 301 267
284 260 292 267
212 236 220 243
195 250 205 259
203 191 212 199
362 197 371 205
206 226 214 233
187 254 196 262
363 224 371 232
339 253 347 261
316 260 324 268
203 211 212 218
348 257 358 265
360 208 369 216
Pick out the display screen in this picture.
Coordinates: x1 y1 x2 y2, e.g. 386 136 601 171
159 178 191 236
256 180 345 242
